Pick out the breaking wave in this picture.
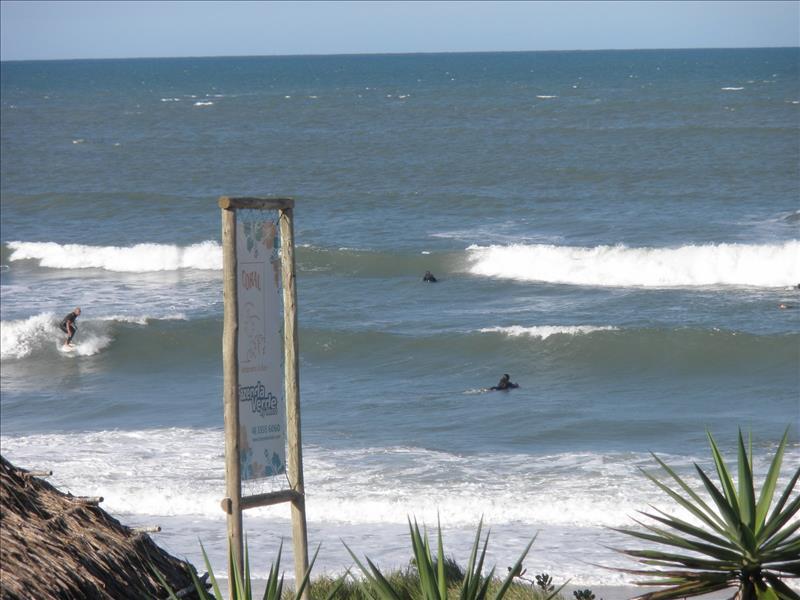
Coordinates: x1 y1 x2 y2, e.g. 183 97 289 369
6 241 222 272
466 241 800 288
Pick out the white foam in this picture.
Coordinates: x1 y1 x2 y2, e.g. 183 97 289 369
96 313 188 325
536 95 558 99
6 240 222 272
3 429 760 530
0 312 184 359
466 241 800 288
58 335 112 357
721 87 744 91
479 325 617 339
194 101 214 107
0 430 640 526
4 430 797 586
0 312 112 359
1 312 59 359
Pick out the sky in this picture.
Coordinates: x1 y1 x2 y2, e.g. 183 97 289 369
1 0 798 61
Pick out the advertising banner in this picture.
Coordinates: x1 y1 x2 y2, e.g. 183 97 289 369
235 209 286 480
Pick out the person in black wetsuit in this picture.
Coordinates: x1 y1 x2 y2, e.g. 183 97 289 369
59 307 81 347
490 373 518 391
423 271 437 282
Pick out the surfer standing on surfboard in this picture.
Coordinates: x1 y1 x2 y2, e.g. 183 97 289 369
59 307 81 348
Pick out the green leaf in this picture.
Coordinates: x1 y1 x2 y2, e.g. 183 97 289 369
292 543 323 600
756 429 790 533
634 511 741 559
761 492 800 544
755 584 781 600
436 517 446 600
706 430 741 521
201 540 225 600
643 457 727 533
694 464 747 548
612 527 738 567
150 566 183 600
491 535 536 600
650 453 724 523
408 518 437 600
343 540 403 600
264 540 283 600
632 579 734 600
762 574 800 600
460 518 485 600
738 430 757 532
760 519 800 553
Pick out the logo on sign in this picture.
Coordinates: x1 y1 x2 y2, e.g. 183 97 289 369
238 381 278 417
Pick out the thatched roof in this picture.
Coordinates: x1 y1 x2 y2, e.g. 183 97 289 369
1 454 203 599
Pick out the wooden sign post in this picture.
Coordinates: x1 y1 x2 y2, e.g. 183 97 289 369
219 197 309 600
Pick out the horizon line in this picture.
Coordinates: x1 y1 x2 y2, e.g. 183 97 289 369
2 44 797 64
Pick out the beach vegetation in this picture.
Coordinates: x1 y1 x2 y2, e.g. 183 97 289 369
614 429 800 600
154 538 343 600
345 516 566 600
534 573 555 594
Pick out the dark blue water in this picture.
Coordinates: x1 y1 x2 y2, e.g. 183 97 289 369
1 49 798 587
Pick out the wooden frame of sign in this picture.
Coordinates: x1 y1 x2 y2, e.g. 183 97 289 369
219 196 309 600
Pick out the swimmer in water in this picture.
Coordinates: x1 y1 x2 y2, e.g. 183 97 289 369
490 373 518 391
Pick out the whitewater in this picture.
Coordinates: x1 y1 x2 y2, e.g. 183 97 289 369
7 239 799 287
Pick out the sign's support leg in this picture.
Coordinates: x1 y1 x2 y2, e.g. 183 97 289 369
280 207 310 600
221 206 244 598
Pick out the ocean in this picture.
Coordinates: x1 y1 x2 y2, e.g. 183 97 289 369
1 48 799 591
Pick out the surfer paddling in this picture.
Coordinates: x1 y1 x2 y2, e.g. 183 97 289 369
490 373 518 391
423 270 438 282
59 307 81 347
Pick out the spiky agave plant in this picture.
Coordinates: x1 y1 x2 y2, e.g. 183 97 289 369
614 429 800 600
155 538 342 600
345 517 564 600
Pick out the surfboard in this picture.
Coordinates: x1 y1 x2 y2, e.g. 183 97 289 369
59 344 77 353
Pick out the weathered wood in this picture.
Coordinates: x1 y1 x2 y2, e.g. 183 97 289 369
280 207 310 600
221 204 244 596
221 489 302 513
23 470 53 477
218 197 294 211
71 496 103 505
131 526 162 534
174 572 209 598
218 198 308 600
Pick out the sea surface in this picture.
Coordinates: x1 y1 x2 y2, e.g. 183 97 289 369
1 48 799 590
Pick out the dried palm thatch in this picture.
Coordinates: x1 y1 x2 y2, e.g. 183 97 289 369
0 454 203 599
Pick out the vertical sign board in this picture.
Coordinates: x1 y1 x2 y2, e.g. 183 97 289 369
235 210 286 479
220 197 309 600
